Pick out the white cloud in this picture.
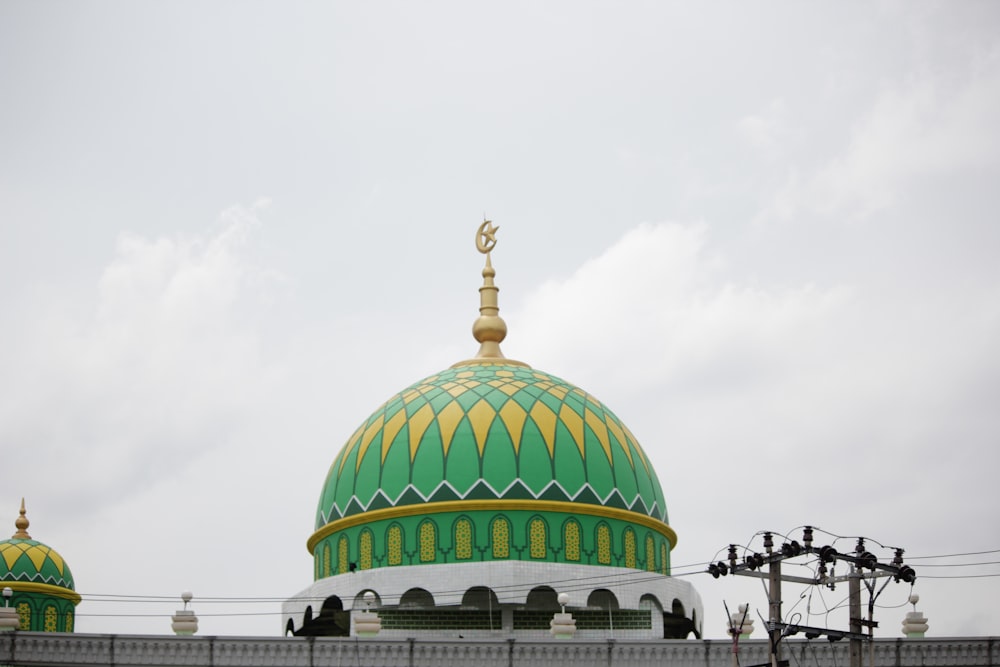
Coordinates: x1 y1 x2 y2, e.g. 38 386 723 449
763 57 1000 222
0 202 284 510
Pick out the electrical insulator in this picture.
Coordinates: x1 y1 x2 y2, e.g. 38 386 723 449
803 526 813 550
859 551 878 570
819 545 838 563
895 565 916 584
781 540 802 557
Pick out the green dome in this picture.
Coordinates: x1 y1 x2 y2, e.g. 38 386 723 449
315 361 669 529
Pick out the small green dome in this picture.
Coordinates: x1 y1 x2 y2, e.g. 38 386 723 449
315 361 668 529
0 503 74 590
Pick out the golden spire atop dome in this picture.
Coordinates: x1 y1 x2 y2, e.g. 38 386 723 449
454 219 528 368
12 497 31 539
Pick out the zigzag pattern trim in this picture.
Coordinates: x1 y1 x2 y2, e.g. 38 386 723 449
0 571 74 589
318 477 664 526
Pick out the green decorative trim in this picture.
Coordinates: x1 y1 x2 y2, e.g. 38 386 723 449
309 499 676 552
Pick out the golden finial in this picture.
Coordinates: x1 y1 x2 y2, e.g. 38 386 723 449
453 219 528 367
12 498 31 539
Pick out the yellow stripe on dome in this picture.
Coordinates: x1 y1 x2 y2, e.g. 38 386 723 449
1 543 22 569
26 545 48 571
308 499 677 553
529 401 557 457
623 424 651 475
456 370 475 379
48 549 65 575
467 399 496 456
355 414 385 473
408 403 435 461
605 418 633 468
584 408 614 466
559 404 586 459
338 424 365 476
0 581 80 604
380 409 408 464
437 401 465 457
497 383 520 396
499 401 527 454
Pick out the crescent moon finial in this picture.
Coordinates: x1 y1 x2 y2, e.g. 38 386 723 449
476 219 499 254
451 219 528 368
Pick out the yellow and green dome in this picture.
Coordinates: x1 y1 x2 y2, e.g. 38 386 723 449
1 501 79 632
315 362 668 527
308 222 677 579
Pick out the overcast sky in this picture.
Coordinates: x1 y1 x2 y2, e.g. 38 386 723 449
1 1 998 639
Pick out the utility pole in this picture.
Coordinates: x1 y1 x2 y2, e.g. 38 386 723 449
849 563 862 667
709 526 917 662
765 532 782 667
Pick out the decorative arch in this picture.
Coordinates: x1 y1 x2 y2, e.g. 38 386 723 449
528 516 548 559
337 535 349 574
661 542 668 575
285 618 295 636
453 516 473 560
387 523 403 566
419 520 437 562
323 542 331 577
624 527 637 568
645 533 656 572
491 516 510 558
43 605 57 632
563 518 581 561
17 602 30 630
64 610 74 633
596 523 611 564
359 529 374 570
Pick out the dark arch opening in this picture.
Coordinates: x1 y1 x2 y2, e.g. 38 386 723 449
285 619 295 636
462 586 499 610
664 597 696 639
293 596 349 637
587 589 619 610
400 588 435 609
525 586 559 610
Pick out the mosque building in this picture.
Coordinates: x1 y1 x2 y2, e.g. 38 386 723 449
0 500 79 632
281 222 703 639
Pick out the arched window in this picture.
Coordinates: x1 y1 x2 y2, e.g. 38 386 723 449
323 543 331 577
64 610 74 633
564 519 581 561
645 534 656 572
454 517 473 560
337 535 349 574
529 517 547 559
44 605 57 632
387 524 403 566
661 543 669 575
597 523 611 564
17 602 30 630
624 528 637 568
419 520 436 562
360 529 374 570
492 516 510 558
